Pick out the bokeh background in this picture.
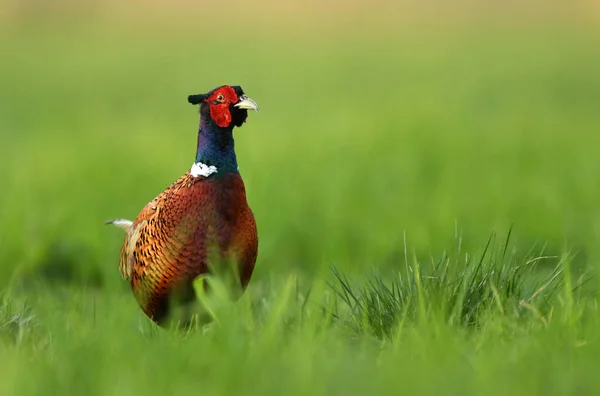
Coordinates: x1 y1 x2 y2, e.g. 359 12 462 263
1 0 599 293
2 1 600 395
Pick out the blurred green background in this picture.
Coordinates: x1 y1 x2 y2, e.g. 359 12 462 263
1 1 598 286
1 1 600 394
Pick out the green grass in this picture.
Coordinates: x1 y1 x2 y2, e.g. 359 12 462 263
1 13 600 395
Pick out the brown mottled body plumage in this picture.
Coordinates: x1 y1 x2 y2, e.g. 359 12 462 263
120 171 258 324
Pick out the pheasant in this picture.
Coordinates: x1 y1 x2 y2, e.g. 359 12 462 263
107 85 259 327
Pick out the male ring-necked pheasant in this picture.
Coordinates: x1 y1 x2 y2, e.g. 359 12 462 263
107 85 259 326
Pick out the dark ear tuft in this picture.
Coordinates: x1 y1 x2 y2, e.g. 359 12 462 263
188 94 208 105
231 86 245 97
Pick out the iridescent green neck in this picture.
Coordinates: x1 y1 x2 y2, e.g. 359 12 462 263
193 113 238 176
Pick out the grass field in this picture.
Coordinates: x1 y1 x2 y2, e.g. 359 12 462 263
1 4 600 394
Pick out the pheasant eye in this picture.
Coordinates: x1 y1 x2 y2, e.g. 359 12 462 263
216 94 224 102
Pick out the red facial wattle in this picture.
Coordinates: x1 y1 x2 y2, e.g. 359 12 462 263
205 86 239 128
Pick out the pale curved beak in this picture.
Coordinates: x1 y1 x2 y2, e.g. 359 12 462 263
234 95 259 112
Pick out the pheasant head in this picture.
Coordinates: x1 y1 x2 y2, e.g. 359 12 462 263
187 85 259 177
